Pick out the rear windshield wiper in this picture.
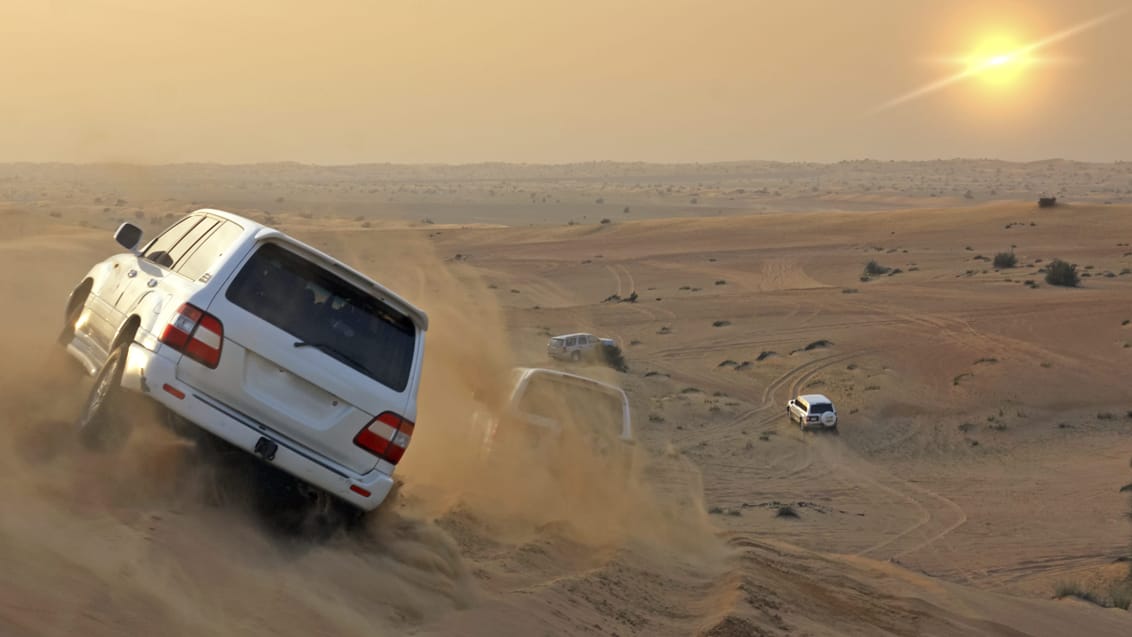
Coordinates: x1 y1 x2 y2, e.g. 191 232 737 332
294 341 369 376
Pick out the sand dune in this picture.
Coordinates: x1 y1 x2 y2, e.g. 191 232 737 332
1 192 1130 635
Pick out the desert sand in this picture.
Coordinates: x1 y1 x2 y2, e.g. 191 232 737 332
1 162 1130 636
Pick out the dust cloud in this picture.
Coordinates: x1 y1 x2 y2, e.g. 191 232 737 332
0 214 717 636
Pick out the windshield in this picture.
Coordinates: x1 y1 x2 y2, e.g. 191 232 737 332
225 243 416 391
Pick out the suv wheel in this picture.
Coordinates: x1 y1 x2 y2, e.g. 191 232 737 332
570 350 581 362
77 344 132 451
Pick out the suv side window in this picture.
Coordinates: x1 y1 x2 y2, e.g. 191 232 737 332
166 218 219 268
176 221 243 281
143 217 200 267
567 337 577 347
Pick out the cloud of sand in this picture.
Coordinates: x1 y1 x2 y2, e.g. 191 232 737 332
0 214 720 635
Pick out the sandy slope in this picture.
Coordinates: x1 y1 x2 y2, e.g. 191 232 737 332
0 200 1130 636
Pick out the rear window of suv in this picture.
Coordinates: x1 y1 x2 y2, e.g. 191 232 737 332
225 243 416 391
809 402 834 414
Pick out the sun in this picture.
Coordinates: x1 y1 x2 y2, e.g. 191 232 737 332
875 8 1124 112
964 35 1030 88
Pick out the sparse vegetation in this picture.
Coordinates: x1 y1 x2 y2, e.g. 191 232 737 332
712 320 731 327
864 260 891 276
993 252 1017 269
775 506 799 519
602 343 629 372
1045 259 1079 287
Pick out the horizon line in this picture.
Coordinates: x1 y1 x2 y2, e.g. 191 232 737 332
0 156 1128 168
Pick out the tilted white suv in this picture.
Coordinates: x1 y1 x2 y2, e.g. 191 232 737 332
58 209 428 516
786 393 838 430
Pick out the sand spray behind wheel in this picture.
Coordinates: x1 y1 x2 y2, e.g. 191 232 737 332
323 228 715 551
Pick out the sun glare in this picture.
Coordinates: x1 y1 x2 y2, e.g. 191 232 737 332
875 8 1126 112
964 36 1029 87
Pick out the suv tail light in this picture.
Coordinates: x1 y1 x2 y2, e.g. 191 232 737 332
354 412 414 465
160 303 224 368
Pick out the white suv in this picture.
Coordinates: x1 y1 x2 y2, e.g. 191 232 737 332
547 332 616 362
58 209 428 517
786 394 838 430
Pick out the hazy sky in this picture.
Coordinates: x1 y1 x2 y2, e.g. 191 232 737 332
1 0 1129 163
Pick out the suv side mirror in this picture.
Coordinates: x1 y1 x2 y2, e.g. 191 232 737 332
114 222 143 251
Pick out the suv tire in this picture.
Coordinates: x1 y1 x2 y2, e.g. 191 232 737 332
77 344 132 451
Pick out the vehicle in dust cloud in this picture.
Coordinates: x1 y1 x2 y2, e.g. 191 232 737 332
57 208 428 532
473 367 634 476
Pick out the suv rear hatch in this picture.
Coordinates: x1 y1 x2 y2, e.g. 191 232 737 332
176 240 423 475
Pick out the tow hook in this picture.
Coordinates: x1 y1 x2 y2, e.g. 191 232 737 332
254 437 278 462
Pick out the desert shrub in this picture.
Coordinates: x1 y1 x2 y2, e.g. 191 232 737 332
993 252 1017 268
775 506 799 518
864 260 891 276
712 320 731 327
1045 259 1079 287
600 218 611 224
602 343 628 372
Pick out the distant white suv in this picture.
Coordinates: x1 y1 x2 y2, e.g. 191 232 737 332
786 394 838 430
58 209 428 518
547 332 617 362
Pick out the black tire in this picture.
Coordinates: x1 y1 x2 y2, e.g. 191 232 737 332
77 344 131 451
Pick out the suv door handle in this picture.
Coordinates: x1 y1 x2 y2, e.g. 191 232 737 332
127 270 138 278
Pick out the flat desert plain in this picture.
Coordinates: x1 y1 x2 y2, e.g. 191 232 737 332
0 162 1131 636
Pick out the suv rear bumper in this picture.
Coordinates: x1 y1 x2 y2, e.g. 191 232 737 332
119 343 394 512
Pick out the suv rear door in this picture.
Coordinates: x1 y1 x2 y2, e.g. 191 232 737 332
177 240 423 476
